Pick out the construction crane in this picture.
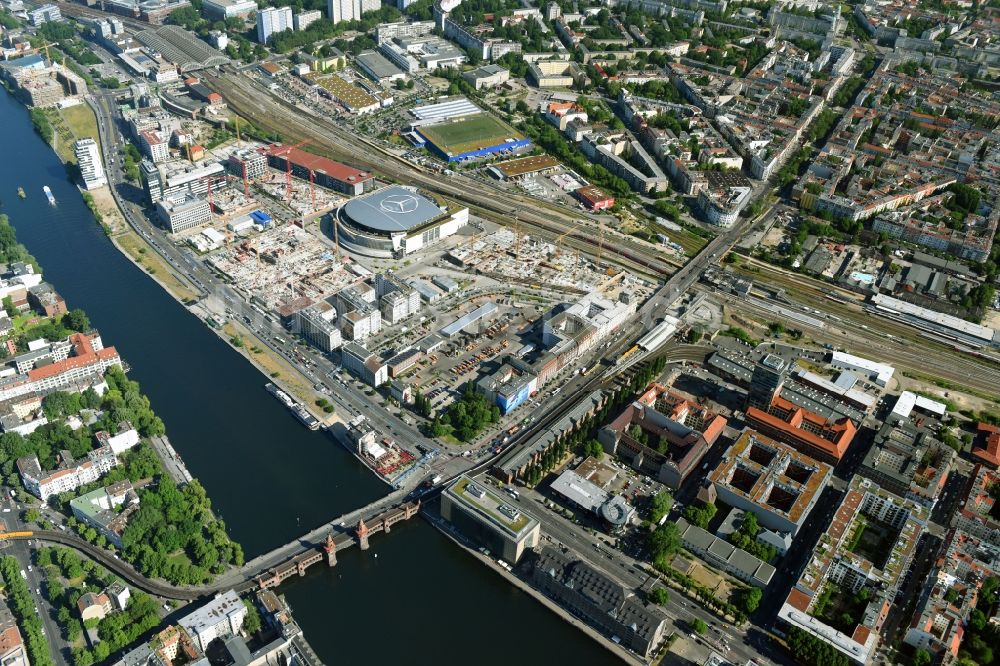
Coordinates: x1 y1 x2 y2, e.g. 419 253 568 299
36 41 53 63
205 174 230 217
273 139 311 202
553 226 574 262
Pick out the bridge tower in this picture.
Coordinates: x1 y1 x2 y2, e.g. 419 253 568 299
324 533 337 567
357 518 370 550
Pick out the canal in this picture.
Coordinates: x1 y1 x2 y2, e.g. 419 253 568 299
0 90 619 665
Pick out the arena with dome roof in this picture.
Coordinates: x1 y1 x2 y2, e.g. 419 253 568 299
333 186 469 258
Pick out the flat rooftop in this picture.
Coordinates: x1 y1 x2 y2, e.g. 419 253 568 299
494 154 560 177
445 476 539 538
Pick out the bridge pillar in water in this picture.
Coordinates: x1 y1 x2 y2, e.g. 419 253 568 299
382 518 391 534
405 500 420 518
324 534 337 567
297 560 308 577
357 518 370 550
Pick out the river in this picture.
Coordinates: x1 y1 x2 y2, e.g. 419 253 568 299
0 89 619 665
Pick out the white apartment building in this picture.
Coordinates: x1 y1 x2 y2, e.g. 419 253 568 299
328 0 379 24
27 3 60 25
95 422 140 455
256 6 293 44
74 138 107 190
178 591 247 652
294 9 322 30
17 447 119 502
295 303 343 352
342 343 387 387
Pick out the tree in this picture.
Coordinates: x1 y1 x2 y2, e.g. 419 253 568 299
739 586 762 613
683 502 717 529
583 440 604 459
649 490 672 525
691 618 707 634
1 296 14 317
649 587 669 605
242 599 262 635
913 649 932 666
61 309 90 332
648 522 681 562
23 508 40 524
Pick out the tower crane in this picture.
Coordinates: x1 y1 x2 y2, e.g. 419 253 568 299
273 139 311 202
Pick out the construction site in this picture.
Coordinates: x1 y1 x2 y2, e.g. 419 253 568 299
446 227 641 297
206 224 356 311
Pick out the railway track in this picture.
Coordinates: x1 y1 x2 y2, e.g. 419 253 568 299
204 72 679 279
718 291 1000 396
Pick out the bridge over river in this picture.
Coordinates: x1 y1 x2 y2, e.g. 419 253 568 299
0 493 422 601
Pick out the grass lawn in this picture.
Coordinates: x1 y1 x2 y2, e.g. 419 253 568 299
418 114 522 156
672 227 711 256
221 321 320 408
115 232 198 302
60 104 99 144
41 104 102 164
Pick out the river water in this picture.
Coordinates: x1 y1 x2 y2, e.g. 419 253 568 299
0 90 618 665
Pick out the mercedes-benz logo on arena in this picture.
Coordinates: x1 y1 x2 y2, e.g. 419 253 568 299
380 194 419 214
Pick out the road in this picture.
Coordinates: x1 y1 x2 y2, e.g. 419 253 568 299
505 479 797 666
86 91 442 463
5 539 68 666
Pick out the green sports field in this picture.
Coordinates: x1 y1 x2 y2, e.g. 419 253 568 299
418 114 523 156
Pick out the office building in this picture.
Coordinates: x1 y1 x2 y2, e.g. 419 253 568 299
526 547 666 659
462 64 509 90
598 384 726 488
477 362 537 415
256 6 293 44
748 353 787 409
550 468 634 533
27 3 60 25
441 475 540 563
375 273 420 324
156 193 212 234
676 517 776 588
265 144 374 196
294 302 342 353
141 159 225 203
746 395 857 465
709 429 831 536
75 138 107 189
227 148 268 182
332 285 381 341
341 342 387 387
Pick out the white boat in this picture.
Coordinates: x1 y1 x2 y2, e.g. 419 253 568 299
42 186 55 205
